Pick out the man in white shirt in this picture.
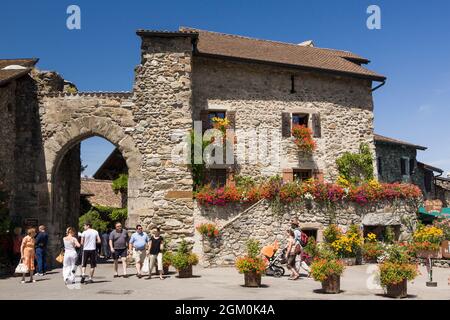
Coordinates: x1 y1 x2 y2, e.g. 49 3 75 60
80 222 101 284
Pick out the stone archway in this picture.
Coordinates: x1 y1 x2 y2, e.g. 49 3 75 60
44 116 143 254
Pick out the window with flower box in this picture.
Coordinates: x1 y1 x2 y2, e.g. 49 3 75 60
205 168 227 188
282 111 321 138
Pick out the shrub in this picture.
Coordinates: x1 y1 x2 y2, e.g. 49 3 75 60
310 250 345 282
78 210 109 233
109 208 128 224
336 143 374 185
162 251 173 267
323 224 342 244
412 224 444 251
112 174 128 194
170 239 199 271
378 244 419 286
235 239 267 274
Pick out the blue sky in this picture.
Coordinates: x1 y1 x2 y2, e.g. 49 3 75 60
1 0 449 176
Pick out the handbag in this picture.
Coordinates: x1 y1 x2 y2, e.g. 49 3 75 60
55 251 64 264
15 262 28 274
141 256 149 273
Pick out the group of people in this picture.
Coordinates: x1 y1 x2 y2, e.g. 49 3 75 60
15 221 165 285
62 221 165 284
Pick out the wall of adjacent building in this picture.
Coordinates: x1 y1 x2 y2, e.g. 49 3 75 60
192 56 377 182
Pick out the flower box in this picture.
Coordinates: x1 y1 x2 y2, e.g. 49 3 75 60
385 279 407 298
321 274 340 294
244 272 262 287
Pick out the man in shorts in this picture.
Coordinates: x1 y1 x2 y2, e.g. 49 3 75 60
109 222 129 278
80 222 101 284
128 225 149 278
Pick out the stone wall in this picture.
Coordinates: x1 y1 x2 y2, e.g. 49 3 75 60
127 34 195 242
0 82 16 211
375 142 417 184
435 178 450 207
192 57 377 181
194 199 419 267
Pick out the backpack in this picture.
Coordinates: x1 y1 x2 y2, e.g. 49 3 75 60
300 232 308 247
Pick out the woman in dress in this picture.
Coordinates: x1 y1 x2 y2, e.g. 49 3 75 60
20 228 36 283
62 227 81 284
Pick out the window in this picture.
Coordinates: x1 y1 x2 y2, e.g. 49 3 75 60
205 169 227 188
293 169 312 182
424 171 433 192
208 111 226 129
377 157 383 176
400 157 409 176
409 158 415 175
292 113 309 127
302 229 317 240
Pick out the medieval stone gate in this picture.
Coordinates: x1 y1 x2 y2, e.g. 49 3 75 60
4 34 197 258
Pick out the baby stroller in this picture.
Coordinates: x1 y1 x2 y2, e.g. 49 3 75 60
261 241 286 278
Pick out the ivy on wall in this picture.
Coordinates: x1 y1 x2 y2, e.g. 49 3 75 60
336 143 374 185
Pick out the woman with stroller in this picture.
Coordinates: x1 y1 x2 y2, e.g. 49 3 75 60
285 229 300 280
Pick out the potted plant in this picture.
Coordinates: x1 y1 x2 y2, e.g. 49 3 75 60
362 232 384 263
378 243 419 298
310 248 345 294
235 239 267 287
196 222 220 239
412 224 444 258
171 240 199 278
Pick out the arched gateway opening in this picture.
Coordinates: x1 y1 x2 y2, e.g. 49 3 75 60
44 117 142 257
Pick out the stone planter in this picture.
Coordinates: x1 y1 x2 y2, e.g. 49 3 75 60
441 241 450 259
385 279 407 298
244 272 262 287
416 249 442 259
342 257 357 266
321 274 341 294
177 265 193 278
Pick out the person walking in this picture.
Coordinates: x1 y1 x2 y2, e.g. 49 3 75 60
80 222 101 284
129 225 149 278
109 222 129 278
20 228 36 283
147 227 164 280
285 229 300 280
62 227 81 284
290 218 311 276
35 225 48 276
101 228 111 259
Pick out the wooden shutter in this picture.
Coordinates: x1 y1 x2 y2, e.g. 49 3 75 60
312 113 321 138
282 168 294 183
227 111 236 129
282 112 291 137
200 110 209 133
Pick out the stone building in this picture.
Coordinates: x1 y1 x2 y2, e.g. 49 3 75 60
2 27 428 265
374 133 444 198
